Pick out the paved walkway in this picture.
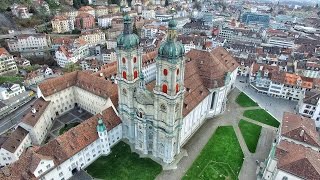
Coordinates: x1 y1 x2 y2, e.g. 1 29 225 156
156 88 277 180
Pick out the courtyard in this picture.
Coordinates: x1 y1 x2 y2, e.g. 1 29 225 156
45 108 93 142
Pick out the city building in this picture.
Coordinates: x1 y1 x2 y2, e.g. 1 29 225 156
0 126 31 166
0 83 26 100
267 37 295 49
6 34 49 53
51 15 75 34
250 63 313 101
11 3 32 19
218 27 262 44
79 29 106 47
78 6 95 17
241 12 270 27
261 112 320 179
19 98 53 145
79 58 101 72
0 48 18 76
74 13 95 30
95 5 108 17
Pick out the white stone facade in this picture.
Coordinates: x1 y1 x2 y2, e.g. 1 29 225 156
0 83 25 100
6 34 48 53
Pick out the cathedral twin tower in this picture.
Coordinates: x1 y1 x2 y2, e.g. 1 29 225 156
116 15 185 164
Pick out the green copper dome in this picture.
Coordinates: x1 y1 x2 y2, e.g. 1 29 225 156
158 19 185 60
117 14 140 50
158 41 185 59
96 118 106 132
117 34 139 49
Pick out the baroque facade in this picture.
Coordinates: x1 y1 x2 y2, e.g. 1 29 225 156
116 16 239 165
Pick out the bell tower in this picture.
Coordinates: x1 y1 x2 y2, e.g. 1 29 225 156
116 14 142 143
153 20 185 164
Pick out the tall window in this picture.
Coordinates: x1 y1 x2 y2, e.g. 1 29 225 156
122 57 126 64
162 84 168 94
133 57 137 63
163 69 168 76
122 71 127 80
210 92 216 109
134 70 138 79
177 68 179 75
176 84 179 93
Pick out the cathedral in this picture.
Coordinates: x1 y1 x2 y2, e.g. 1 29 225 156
116 15 239 165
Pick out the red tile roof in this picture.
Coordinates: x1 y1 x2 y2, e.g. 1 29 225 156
281 112 320 148
276 140 320 179
1 126 29 153
0 107 121 180
21 98 50 127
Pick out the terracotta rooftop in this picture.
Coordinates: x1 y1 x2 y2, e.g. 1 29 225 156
276 140 320 179
21 98 50 127
271 72 313 89
1 126 29 153
78 6 94 11
38 71 118 107
0 47 10 56
93 61 117 80
185 47 239 89
281 112 320 148
0 107 121 180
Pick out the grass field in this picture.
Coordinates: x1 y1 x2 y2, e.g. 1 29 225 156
86 141 162 180
59 122 80 135
238 120 262 153
183 126 244 180
243 109 280 128
0 76 23 84
235 92 258 107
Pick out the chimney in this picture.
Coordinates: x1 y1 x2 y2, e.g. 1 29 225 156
299 129 305 137
31 108 36 114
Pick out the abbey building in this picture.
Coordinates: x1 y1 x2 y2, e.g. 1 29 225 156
0 15 238 179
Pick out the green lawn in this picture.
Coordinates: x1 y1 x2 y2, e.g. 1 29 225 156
235 92 258 107
59 122 80 135
238 120 262 153
0 76 23 84
183 126 244 180
86 141 162 180
243 109 280 128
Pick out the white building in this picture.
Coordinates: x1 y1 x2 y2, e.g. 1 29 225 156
97 15 114 28
0 83 26 100
6 34 49 53
0 126 31 166
250 63 312 101
267 37 295 49
0 48 18 76
116 18 238 165
80 29 106 47
19 98 53 145
51 15 75 34
261 112 320 180
55 38 89 67
142 9 155 19
11 3 32 19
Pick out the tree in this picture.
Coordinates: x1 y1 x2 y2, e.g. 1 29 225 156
63 63 80 73
193 1 201 10
316 3 319 8
165 0 169 7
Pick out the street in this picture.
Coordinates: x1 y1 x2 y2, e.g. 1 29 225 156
235 76 297 121
0 98 36 135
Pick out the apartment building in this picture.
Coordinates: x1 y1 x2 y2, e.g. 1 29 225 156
6 34 49 53
0 48 18 76
80 29 106 47
75 13 95 30
51 15 75 33
55 38 89 67
0 83 26 100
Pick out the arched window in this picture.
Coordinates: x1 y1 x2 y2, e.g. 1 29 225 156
133 57 137 63
122 57 126 64
134 70 138 79
176 84 179 93
177 68 179 75
122 71 127 79
162 84 168 94
123 88 127 95
163 69 168 76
